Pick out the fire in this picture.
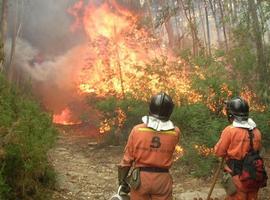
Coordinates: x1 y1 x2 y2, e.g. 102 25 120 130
67 0 199 102
99 119 112 134
64 1 265 139
194 144 215 157
174 145 184 161
53 107 81 125
99 107 126 134
240 88 266 112
83 3 131 39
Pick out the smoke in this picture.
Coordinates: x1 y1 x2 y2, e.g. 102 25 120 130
7 0 141 115
6 0 92 113
16 0 85 55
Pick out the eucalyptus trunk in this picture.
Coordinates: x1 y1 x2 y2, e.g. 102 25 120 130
0 0 8 73
217 0 228 52
209 0 221 47
248 0 268 89
204 0 211 56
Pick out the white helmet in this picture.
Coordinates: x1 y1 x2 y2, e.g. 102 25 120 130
109 186 130 200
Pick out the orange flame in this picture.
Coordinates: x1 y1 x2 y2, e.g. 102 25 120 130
174 145 184 161
194 144 215 157
53 107 81 125
66 1 200 102
83 3 131 39
66 1 265 134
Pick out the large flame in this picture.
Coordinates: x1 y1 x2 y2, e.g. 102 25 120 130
56 0 264 130
68 0 197 102
83 4 130 39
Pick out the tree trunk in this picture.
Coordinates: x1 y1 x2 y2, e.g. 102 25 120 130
198 2 207 55
217 0 228 52
8 0 19 82
0 0 8 73
164 18 175 49
209 0 221 47
232 0 239 25
180 0 200 56
204 0 211 56
248 0 267 87
146 0 155 33
0 0 7 41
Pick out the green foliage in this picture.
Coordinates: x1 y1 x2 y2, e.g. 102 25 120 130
91 50 270 179
172 103 227 144
0 167 10 199
177 146 218 177
0 74 57 200
92 89 270 178
226 44 256 87
93 94 148 144
93 93 229 177
172 103 227 177
250 109 270 147
190 55 238 115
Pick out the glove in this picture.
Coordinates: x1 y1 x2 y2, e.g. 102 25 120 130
118 166 131 193
119 183 130 195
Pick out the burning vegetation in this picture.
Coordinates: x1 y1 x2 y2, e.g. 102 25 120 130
51 0 197 125
1 1 270 199
51 1 266 153
39 0 266 162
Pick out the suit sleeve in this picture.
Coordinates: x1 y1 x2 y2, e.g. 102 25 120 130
119 128 135 167
214 128 231 158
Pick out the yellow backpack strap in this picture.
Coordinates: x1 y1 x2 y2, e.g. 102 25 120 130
138 127 177 135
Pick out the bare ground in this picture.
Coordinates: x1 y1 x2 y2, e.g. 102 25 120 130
49 128 270 200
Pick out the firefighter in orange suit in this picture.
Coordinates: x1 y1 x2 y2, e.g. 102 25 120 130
118 92 180 200
214 97 262 200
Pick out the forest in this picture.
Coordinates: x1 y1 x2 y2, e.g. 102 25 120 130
0 0 269 199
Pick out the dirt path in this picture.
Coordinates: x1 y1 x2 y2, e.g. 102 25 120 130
50 129 270 200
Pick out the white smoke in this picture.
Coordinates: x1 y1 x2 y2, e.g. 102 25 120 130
6 0 102 114
10 37 84 84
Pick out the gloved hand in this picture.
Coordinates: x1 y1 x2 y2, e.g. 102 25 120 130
119 183 130 195
118 166 131 194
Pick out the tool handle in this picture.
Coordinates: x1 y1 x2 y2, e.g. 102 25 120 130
206 157 225 200
117 185 123 195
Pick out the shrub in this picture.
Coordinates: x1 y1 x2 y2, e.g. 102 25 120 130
250 109 270 147
0 167 10 199
0 74 57 200
92 94 148 145
172 103 227 177
92 95 270 178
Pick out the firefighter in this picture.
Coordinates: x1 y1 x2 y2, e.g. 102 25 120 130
214 97 263 200
117 92 180 200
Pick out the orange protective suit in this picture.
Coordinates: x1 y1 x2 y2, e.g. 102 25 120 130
215 125 262 200
120 123 180 200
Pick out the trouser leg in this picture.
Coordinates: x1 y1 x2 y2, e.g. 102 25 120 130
225 188 258 200
130 172 173 200
130 190 150 200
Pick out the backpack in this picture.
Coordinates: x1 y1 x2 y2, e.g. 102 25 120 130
239 129 268 189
